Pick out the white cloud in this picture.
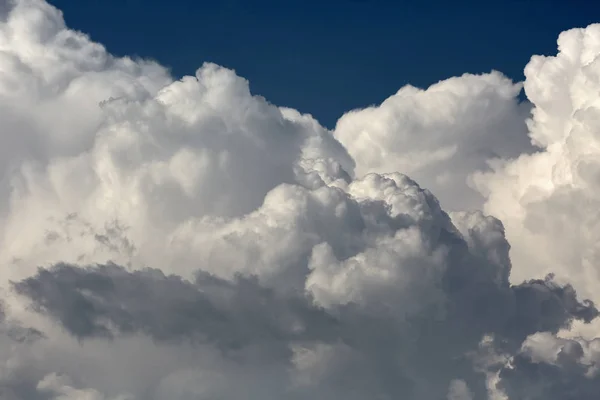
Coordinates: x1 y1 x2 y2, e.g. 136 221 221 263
333 71 533 211
473 24 600 306
36 374 132 400
0 1 600 399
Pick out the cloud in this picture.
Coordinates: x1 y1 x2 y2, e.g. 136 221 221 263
333 71 533 211
472 23 600 307
0 0 600 399
10 251 598 398
8 192 599 399
36 374 133 400
0 0 353 281
496 333 600 400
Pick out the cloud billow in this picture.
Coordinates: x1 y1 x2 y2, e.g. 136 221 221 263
1 0 600 399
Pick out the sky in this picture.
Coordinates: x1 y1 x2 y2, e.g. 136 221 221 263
47 0 600 127
2 1 600 399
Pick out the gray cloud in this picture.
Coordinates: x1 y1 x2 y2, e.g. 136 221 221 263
13 263 340 348
497 334 600 400
12 246 598 399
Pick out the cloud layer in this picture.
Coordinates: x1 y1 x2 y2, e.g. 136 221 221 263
1 1 600 399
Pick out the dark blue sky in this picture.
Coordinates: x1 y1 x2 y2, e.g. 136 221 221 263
49 0 598 128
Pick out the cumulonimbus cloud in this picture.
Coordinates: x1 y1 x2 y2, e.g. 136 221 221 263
1 1 600 399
